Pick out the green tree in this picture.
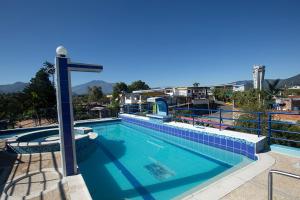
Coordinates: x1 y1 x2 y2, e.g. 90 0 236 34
193 82 200 87
232 89 266 110
0 93 26 128
88 86 103 102
265 79 282 99
213 88 232 102
112 82 128 102
128 80 150 92
23 68 57 125
43 61 55 85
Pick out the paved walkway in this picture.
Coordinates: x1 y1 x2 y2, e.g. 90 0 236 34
0 151 69 200
223 152 300 200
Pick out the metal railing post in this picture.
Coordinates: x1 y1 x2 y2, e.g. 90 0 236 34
268 171 273 200
193 115 195 126
219 109 222 131
268 170 300 200
268 113 272 145
257 112 261 137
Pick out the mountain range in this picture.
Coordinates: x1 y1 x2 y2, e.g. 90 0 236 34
232 73 300 89
0 80 115 94
0 82 29 94
72 80 115 95
0 73 299 94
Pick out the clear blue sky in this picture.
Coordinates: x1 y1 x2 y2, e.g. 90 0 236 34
0 0 299 87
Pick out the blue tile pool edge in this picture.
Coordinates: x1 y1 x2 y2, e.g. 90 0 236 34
120 115 258 160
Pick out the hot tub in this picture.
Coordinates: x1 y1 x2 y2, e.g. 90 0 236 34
7 128 96 154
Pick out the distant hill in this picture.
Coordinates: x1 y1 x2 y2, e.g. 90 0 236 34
0 80 114 94
1 73 299 94
231 74 300 89
277 74 300 88
72 80 115 95
0 82 28 93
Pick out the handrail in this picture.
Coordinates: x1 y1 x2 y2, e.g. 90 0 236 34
268 170 300 200
123 104 300 143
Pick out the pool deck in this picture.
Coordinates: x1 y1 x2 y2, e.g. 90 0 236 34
0 151 91 200
221 152 300 200
1 150 299 200
180 151 300 200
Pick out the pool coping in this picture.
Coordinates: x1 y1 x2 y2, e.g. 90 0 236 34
177 152 275 200
65 171 93 200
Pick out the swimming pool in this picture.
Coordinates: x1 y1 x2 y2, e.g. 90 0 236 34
78 121 251 200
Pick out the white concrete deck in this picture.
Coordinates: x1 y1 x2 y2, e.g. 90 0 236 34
167 121 265 144
178 152 275 200
0 152 92 200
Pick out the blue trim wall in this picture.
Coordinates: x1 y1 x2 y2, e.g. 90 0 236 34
56 56 77 176
120 115 257 160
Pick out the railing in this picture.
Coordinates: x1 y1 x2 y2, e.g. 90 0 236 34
268 170 300 200
267 112 300 144
122 104 300 145
173 107 263 135
122 104 152 115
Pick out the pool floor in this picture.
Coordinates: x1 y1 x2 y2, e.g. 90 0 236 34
77 122 249 200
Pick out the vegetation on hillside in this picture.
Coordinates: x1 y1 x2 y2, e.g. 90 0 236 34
0 66 57 128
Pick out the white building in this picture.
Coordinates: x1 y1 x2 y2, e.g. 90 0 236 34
122 86 212 106
233 84 245 92
253 65 265 90
165 87 210 98
289 85 300 90
124 93 141 104
124 88 166 105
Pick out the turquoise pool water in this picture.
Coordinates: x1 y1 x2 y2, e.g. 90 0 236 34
78 122 251 200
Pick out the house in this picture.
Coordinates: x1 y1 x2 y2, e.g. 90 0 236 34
275 96 300 111
289 86 300 90
165 86 211 99
123 88 166 105
120 85 215 109
233 84 245 92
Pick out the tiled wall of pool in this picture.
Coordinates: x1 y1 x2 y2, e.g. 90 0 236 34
120 115 257 160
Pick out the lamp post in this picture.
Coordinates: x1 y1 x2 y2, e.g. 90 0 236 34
55 46 103 176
